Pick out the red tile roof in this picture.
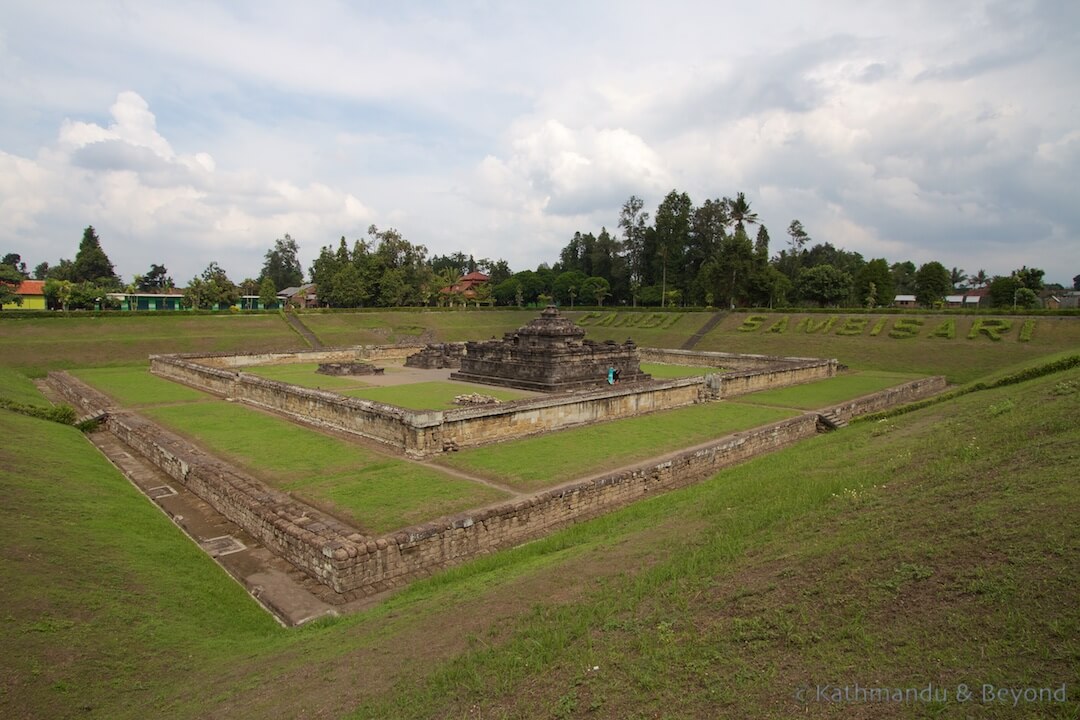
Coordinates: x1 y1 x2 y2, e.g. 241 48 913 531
15 280 45 296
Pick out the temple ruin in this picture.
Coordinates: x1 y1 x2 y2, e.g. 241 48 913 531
448 305 651 392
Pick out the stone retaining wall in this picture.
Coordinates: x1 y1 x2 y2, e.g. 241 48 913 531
48 367 947 597
640 347 832 372
823 375 948 421
150 347 837 457
48 368 819 594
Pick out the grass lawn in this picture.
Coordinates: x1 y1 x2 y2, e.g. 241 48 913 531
0 366 50 407
739 369 926 409
699 312 1080 384
299 309 542 347
640 361 720 378
437 402 798 490
241 362 377 392
0 314 305 373
141 400 508 533
343 381 529 410
70 365 210 406
355 362 1080 719
2 351 1077 718
4 312 1080 719
568 310 716 350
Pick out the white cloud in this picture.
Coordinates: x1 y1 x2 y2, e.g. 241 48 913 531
0 0 1077 286
0 91 374 281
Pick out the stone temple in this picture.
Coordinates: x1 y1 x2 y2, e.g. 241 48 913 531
449 305 651 392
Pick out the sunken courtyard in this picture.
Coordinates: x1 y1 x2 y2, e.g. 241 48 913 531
46 308 946 623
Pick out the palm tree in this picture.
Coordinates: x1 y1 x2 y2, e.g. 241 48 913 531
436 267 458 306
950 266 967 290
968 269 988 289
726 192 759 233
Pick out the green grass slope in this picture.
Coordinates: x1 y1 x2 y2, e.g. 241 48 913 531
699 312 1080 383
2 353 1077 719
0 314 305 373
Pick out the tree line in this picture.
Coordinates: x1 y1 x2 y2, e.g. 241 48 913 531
3 198 1077 311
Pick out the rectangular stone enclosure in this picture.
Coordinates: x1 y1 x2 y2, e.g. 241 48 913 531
50 342 947 601
148 344 838 457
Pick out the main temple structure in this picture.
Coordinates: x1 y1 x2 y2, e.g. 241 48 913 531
448 306 651 392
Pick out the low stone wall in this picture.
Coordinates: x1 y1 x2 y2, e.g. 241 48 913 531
823 376 948 421
52 364 821 595
436 378 704 449
48 367 948 598
331 413 821 593
707 361 837 399
150 352 706 456
179 345 421 368
46 372 364 591
640 347 832 372
150 346 837 457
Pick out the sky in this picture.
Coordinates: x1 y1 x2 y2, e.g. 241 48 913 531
1 0 1078 286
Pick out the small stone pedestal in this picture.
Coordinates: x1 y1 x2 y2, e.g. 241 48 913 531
316 362 384 376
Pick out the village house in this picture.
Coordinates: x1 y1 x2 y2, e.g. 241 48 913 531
441 271 490 303
1 279 47 310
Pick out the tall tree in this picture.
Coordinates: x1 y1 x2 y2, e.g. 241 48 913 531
968 269 989 289
258 277 278 308
260 235 304 291
686 199 728 304
0 262 24 308
651 190 693 305
725 192 759 233
184 262 239 309
914 261 952 307
72 226 120 288
949 266 967 290
796 264 853 307
2 253 27 277
1012 266 1045 292
137 263 173 291
890 261 917 294
618 195 649 305
855 258 895 308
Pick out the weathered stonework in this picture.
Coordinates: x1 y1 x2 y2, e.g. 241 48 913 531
450 306 651 392
316 362 383 376
48 368 946 599
149 346 840 457
404 343 465 369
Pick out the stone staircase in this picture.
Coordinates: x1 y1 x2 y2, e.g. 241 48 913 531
817 410 848 432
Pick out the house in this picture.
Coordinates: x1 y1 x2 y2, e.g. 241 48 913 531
893 294 917 308
441 271 490 302
945 294 983 309
962 287 991 308
278 283 317 308
108 288 186 311
1057 291 1080 309
238 296 282 310
2 279 46 310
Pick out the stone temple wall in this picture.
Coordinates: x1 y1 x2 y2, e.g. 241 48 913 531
47 368 946 598
150 348 841 456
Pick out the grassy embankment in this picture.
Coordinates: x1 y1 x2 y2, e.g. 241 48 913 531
2 348 1077 718
682 311 1080 384
1 311 1078 718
